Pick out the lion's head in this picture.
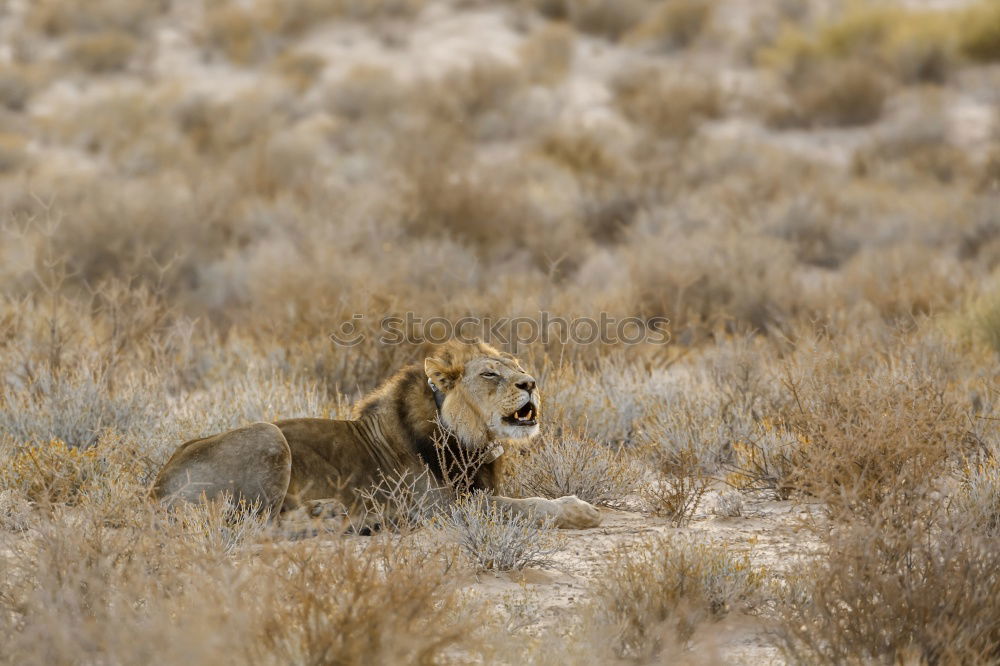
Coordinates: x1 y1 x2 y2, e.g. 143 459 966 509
424 341 541 446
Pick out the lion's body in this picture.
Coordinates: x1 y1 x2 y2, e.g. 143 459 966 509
151 342 601 529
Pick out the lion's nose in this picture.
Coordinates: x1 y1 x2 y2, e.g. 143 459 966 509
516 378 536 393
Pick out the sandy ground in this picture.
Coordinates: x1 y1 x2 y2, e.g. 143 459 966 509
4 1 994 181
454 489 823 664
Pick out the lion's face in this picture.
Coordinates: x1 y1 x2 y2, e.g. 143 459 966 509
424 343 541 446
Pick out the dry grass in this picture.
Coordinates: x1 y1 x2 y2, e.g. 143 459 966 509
767 59 889 128
66 30 138 73
27 0 168 37
761 5 960 86
757 4 983 127
777 340 969 520
0 133 28 172
613 66 722 139
564 0 652 42
590 535 763 660
642 446 712 526
777 494 1000 664
959 0 1000 63
1 0 1000 661
504 433 641 509
0 66 36 112
627 0 713 52
435 491 563 572
0 501 489 666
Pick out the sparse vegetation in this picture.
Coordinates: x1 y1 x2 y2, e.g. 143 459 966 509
959 0 1000 63
627 0 713 52
642 446 712 526
590 536 763 660
777 493 1000 664
613 66 722 139
711 491 744 518
437 492 563 572
67 30 137 73
504 433 641 508
2 0 999 662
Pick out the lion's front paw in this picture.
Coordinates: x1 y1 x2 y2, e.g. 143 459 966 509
553 495 601 529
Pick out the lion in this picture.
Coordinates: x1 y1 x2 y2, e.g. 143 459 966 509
151 341 602 530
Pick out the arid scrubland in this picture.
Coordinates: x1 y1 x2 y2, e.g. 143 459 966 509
1 0 1000 663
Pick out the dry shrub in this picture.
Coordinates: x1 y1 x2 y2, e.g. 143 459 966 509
202 0 425 60
423 60 527 139
711 490 744 518
858 137 969 186
174 87 293 158
959 0 1000 63
566 0 651 41
761 5 959 87
0 500 487 666
0 364 156 450
48 91 188 175
273 49 326 92
0 66 35 112
759 5 971 126
252 538 482 664
952 456 1000 536
627 0 713 52
768 59 888 128
0 439 100 504
1 507 252 665
67 30 137 73
852 95 970 185
724 428 801 500
886 16 958 84
349 468 446 534
0 132 28 172
543 355 675 445
326 64 406 121
590 535 763 660
777 497 1000 664
779 339 968 519
27 0 168 36
628 227 802 343
960 287 1000 358
842 243 967 322
299 0 425 22
0 430 152 509
537 125 625 180
978 149 1000 194
520 22 575 85
642 446 711 526
17 176 235 294
435 491 562 572
255 0 342 36
768 196 859 269
200 5 269 65
399 130 542 256
613 67 721 140
168 366 332 442
0 488 33 531
504 433 641 509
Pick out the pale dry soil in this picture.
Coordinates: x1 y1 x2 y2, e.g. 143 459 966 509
275 488 820 663
465 491 818 665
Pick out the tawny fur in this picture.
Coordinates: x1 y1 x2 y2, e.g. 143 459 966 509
151 341 601 529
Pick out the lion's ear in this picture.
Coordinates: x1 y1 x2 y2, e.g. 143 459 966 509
424 356 462 391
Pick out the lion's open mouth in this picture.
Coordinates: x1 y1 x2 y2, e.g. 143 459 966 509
502 402 538 427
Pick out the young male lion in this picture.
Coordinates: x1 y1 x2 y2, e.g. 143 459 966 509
151 341 601 530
